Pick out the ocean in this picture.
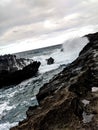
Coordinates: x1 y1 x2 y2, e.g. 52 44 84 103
0 36 88 130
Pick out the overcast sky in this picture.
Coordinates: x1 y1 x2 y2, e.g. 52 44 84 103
0 0 98 54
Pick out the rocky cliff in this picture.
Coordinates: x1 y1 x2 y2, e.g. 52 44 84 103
11 32 98 130
0 54 41 88
0 54 30 72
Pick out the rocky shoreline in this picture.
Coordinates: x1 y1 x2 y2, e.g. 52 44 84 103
0 54 41 88
11 32 98 130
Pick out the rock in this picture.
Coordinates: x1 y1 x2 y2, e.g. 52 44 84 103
71 97 84 119
61 48 64 52
46 57 54 65
0 54 33 73
11 32 98 130
0 55 41 88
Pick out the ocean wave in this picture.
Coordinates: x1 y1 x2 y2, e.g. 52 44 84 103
31 37 88 73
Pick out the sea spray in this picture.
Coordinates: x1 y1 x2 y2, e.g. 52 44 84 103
62 37 89 61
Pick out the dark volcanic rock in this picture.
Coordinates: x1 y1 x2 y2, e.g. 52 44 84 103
46 57 54 65
11 32 98 130
0 55 41 88
0 54 29 73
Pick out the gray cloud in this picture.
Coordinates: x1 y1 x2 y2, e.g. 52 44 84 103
0 0 98 44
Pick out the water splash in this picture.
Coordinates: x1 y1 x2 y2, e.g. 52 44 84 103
62 36 89 61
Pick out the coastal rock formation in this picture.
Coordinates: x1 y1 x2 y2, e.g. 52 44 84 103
46 57 54 65
11 32 98 130
0 54 41 88
0 54 33 73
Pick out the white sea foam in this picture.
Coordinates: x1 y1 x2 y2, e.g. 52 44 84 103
30 96 36 101
7 90 18 98
39 64 60 73
0 122 18 130
0 102 9 115
0 102 16 118
33 37 89 73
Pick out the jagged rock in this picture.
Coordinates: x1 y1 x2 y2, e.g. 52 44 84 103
71 97 84 119
46 57 54 65
11 32 98 130
0 54 33 73
0 54 41 88
26 105 38 117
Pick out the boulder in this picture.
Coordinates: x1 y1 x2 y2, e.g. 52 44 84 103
46 57 54 65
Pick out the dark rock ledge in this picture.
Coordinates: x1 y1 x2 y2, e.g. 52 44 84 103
11 32 98 130
0 54 41 88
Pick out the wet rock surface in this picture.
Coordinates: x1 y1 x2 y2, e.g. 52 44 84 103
46 57 54 65
11 32 98 130
0 54 41 88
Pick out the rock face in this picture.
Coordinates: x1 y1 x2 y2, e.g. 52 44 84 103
46 57 54 65
0 54 33 72
0 54 41 88
11 32 98 130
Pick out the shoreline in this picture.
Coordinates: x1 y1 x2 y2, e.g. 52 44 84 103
11 32 98 130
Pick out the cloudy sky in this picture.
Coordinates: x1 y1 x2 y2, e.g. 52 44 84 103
0 0 98 54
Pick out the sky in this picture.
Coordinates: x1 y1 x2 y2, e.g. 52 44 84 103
0 0 98 54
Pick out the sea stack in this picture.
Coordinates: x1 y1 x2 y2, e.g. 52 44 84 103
46 57 54 65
